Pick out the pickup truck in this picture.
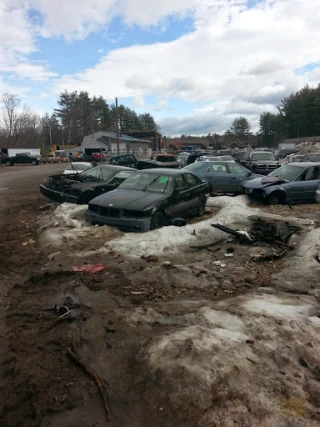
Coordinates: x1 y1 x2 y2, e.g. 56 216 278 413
245 151 279 175
5 153 40 166
41 155 61 164
106 153 180 169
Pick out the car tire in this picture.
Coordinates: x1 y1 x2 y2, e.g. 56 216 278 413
6 161 12 166
268 192 285 205
150 211 165 230
198 196 206 216
32 160 37 165
80 193 93 204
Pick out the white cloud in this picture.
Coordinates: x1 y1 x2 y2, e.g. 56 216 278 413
51 0 320 134
1 0 320 134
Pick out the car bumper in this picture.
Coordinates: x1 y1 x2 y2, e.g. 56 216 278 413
40 184 80 204
84 210 152 232
316 189 320 204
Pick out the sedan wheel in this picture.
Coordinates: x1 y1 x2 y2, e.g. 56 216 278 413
198 197 206 216
5 161 12 166
32 160 37 165
268 192 285 205
150 211 165 230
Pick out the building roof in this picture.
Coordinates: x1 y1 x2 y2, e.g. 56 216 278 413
81 131 148 148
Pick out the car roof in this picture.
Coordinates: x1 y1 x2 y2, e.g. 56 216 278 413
134 168 187 175
287 162 320 167
99 165 136 171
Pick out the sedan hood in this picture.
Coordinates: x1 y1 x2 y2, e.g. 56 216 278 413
90 189 167 210
243 176 289 189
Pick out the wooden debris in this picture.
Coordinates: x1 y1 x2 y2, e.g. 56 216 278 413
67 346 112 422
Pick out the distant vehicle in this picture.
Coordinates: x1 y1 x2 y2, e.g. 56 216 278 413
286 154 305 163
184 161 260 193
41 154 60 164
275 148 298 160
216 149 232 156
0 152 8 164
177 152 190 167
253 147 273 152
241 163 320 204
84 169 209 232
302 153 320 162
245 151 278 175
196 155 235 162
63 162 93 174
150 153 180 168
107 153 180 169
91 152 108 161
5 153 39 166
40 165 136 204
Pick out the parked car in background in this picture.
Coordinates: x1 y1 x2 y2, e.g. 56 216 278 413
5 153 39 166
234 150 251 166
245 151 278 175
41 154 60 164
84 169 209 232
241 163 320 204
302 153 320 162
63 162 93 175
107 153 180 169
0 152 8 164
150 153 180 168
286 154 305 163
196 155 235 162
91 152 108 161
274 148 298 160
184 161 260 193
40 165 136 204
177 152 190 167
216 149 232 156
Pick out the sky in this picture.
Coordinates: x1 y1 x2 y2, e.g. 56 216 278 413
0 0 320 136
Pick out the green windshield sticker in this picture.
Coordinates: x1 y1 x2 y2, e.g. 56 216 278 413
159 176 168 183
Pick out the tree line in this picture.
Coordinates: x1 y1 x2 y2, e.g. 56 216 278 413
223 84 320 147
0 91 158 149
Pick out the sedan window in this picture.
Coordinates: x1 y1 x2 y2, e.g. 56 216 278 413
109 171 134 185
227 163 248 175
207 162 227 173
174 175 188 191
184 173 199 187
268 165 303 181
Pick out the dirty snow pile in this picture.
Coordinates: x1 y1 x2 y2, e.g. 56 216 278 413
37 196 257 257
106 196 257 257
37 203 122 253
273 227 320 294
131 291 320 426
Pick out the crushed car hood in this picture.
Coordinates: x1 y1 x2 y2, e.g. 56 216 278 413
243 176 289 189
90 189 167 210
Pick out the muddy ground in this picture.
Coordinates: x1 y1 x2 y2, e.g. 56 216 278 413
0 165 320 427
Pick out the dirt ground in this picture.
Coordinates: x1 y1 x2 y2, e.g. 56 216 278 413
1 165 320 427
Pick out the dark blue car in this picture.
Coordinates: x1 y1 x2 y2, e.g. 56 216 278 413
184 161 259 193
241 162 320 204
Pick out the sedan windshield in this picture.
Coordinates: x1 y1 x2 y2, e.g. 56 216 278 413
119 172 172 193
268 165 303 180
80 166 118 181
183 162 205 171
251 152 275 161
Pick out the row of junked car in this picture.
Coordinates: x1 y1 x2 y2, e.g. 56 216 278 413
40 155 320 232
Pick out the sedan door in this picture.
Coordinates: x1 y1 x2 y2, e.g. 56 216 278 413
169 175 191 218
302 166 320 201
205 162 230 192
227 163 251 193
286 167 317 202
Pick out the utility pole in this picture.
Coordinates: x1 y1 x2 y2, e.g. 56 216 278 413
115 97 119 154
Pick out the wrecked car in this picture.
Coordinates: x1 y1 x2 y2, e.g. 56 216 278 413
150 153 180 168
84 169 209 231
106 153 179 169
183 161 260 193
40 165 136 204
241 162 320 204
